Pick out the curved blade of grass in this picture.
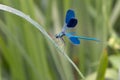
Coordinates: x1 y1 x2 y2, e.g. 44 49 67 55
0 57 1 80
96 49 108 80
0 19 41 80
0 4 85 79
110 0 120 26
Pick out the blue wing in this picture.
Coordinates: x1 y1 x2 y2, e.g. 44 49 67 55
65 32 80 45
65 9 75 24
69 37 80 45
67 18 78 28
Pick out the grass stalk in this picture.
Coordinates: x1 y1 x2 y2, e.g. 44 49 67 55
0 4 85 79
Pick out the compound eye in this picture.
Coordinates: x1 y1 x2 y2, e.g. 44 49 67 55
55 34 59 38
56 36 58 38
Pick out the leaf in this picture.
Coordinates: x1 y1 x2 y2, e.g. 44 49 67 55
96 49 108 80
109 55 120 69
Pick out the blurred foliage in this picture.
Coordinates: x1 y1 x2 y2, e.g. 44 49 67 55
0 0 120 80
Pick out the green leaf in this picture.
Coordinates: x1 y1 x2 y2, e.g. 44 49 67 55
109 55 120 69
96 49 108 80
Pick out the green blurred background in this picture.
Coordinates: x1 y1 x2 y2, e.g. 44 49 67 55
0 0 120 80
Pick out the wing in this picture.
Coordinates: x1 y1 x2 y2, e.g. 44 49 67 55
65 9 75 24
65 33 80 45
69 37 80 45
67 18 77 28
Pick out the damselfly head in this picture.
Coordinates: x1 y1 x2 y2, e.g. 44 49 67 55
55 32 65 38
55 34 59 38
